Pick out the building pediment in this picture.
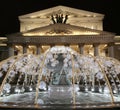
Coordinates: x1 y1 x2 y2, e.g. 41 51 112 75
19 5 104 20
18 5 105 32
23 23 100 36
8 23 114 37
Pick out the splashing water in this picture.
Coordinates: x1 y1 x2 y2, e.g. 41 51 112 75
0 46 120 108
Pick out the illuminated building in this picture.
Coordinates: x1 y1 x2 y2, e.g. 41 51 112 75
0 5 120 60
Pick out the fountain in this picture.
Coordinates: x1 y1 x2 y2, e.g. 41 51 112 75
0 46 120 109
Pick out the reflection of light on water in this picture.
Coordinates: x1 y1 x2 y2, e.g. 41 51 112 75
0 90 120 104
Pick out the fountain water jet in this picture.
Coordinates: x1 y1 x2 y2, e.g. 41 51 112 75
0 46 120 109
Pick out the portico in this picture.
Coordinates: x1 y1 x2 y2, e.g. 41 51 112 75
7 25 115 57
6 5 115 58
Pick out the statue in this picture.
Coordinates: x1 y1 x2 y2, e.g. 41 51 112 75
51 14 68 24
58 14 63 23
51 70 71 85
51 15 56 24
63 15 68 24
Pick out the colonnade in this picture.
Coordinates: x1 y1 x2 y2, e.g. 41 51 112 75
8 43 114 58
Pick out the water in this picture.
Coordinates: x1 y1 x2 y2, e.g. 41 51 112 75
0 46 120 109
0 85 120 105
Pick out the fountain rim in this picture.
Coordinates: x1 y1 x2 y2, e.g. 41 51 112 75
0 101 120 110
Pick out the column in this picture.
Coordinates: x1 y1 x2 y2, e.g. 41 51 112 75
36 45 42 55
93 43 99 56
79 44 84 54
8 44 14 57
23 44 28 54
108 43 114 57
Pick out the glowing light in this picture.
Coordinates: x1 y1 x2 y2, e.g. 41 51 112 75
91 87 94 92
85 87 88 92
99 87 103 93
39 81 47 91
14 87 21 94
29 87 33 92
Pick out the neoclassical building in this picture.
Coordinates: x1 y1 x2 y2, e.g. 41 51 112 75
1 5 120 60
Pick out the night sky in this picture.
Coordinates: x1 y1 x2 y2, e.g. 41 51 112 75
0 0 120 36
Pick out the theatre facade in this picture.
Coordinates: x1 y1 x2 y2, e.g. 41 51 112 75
1 5 120 60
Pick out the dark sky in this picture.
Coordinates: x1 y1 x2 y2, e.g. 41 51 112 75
0 0 120 36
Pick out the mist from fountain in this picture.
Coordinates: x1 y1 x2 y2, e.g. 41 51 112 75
0 46 120 108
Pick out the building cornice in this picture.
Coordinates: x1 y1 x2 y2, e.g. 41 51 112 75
7 35 114 45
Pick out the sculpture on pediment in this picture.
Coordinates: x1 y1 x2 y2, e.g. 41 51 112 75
63 15 68 24
51 14 68 24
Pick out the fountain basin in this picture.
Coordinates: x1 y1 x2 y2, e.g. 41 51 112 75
0 85 120 109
